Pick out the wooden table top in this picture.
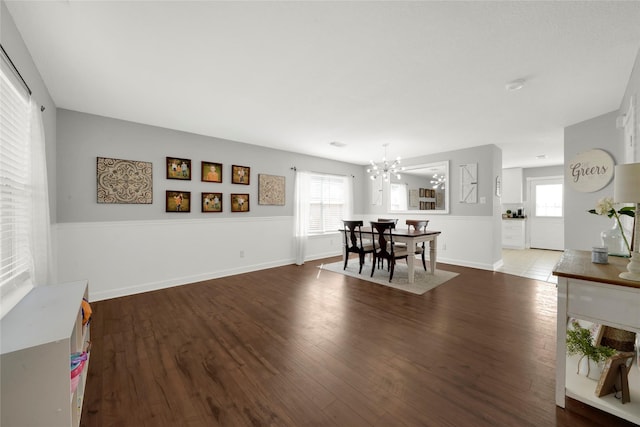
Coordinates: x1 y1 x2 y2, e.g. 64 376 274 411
342 227 441 237
552 249 640 289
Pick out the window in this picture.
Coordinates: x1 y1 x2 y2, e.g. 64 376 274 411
0 60 34 316
389 183 407 211
535 183 563 217
308 174 351 234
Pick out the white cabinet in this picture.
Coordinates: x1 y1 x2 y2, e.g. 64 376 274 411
502 219 525 249
1 281 90 427
554 251 640 425
501 168 523 203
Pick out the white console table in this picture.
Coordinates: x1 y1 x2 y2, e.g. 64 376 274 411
553 250 640 425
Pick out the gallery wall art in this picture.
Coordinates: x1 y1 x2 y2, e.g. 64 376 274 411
97 157 153 204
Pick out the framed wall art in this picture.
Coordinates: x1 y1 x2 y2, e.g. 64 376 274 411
231 193 250 212
201 161 222 183
97 157 152 204
202 192 223 213
232 165 250 185
166 191 190 212
166 157 191 180
258 174 285 205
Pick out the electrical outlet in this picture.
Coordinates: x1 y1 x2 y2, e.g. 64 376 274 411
240 250 245 258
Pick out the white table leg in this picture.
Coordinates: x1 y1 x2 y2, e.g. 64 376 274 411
429 237 437 274
406 249 416 283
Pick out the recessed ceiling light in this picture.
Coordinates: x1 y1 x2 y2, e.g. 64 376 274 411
329 141 346 147
505 79 526 92
536 154 547 159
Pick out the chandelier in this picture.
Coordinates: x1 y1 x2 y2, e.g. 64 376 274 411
431 173 446 189
367 144 403 181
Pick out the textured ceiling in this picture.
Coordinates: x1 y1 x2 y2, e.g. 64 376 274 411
6 1 640 168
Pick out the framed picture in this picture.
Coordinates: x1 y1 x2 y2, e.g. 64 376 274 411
258 174 285 205
231 193 250 212
166 191 190 212
202 192 223 213
97 157 152 204
232 165 250 185
201 161 222 183
167 157 191 180
595 351 635 402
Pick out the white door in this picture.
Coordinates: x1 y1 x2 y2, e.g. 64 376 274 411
528 177 564 250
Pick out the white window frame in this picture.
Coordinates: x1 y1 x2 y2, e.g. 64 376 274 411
307 173 351 235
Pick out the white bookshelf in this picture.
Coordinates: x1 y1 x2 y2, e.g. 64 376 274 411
1 281 90 427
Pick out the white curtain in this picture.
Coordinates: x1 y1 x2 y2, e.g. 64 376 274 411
344 175 354 220
28 98 53 286
293 171 311 265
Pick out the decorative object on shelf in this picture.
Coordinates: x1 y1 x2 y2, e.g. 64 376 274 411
232 165 250 184
588 196 634 257
566 148 614 192
595 352 635 403
600 326 636 353
367 143 403 182
166 157 191 180
258 174 285 205
201 161 222 183
614 162 640 281
591 246 608 264
566 320 616 379
165 191 190 212
96 157 152 204
202 192 222 212
231 193 250 212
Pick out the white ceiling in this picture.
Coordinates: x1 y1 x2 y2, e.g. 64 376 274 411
6 1 640 169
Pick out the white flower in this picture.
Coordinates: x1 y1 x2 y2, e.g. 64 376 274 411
594 197 613 215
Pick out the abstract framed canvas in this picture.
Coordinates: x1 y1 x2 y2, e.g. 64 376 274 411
258 174 285 205
97 157 152 204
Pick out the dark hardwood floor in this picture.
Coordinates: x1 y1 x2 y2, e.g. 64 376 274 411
80 256 635 427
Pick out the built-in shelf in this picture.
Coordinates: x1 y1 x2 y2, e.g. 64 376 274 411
1 281 90 427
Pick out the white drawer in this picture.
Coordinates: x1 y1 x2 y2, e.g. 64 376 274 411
567 278 640 331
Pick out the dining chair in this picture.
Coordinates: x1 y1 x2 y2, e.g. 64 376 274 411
377 218 398 224
370 221 408 282
342 220 374 274
406 219 429 270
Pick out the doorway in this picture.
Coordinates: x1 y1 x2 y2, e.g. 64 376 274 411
528 177 564 250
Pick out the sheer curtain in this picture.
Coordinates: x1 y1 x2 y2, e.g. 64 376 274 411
28 98 53 286
293 171 311 265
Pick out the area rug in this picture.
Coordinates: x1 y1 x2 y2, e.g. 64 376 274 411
318 259 459 295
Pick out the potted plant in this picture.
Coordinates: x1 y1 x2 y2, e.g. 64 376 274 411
566 321 616 378
506 209 512 218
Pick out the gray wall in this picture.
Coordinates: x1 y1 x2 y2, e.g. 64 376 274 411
1 0 57 221
564 110 623 250
57 109 367 222
366 144 501 217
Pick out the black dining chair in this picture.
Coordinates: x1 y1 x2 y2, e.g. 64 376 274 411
370 221 408 282
342 220 374 274
406 219 430 271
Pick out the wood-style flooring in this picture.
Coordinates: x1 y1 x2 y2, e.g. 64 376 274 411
80 256 635 427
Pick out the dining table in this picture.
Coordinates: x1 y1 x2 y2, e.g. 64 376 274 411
340 226 442 284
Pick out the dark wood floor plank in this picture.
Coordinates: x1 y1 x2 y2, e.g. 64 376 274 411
80 257 637 427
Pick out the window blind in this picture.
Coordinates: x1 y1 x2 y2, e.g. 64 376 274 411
308 174 348 234
0 60 34 317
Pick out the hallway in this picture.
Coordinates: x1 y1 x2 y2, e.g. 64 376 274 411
497 248 563 283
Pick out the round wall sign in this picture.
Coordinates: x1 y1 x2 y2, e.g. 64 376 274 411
566 149 615 192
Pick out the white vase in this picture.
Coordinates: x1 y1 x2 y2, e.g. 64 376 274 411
578 357 604 380
601 219 629 257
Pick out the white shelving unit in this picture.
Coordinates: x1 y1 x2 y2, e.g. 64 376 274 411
554 251 640 425
1 281 90 427
502 219 526 249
